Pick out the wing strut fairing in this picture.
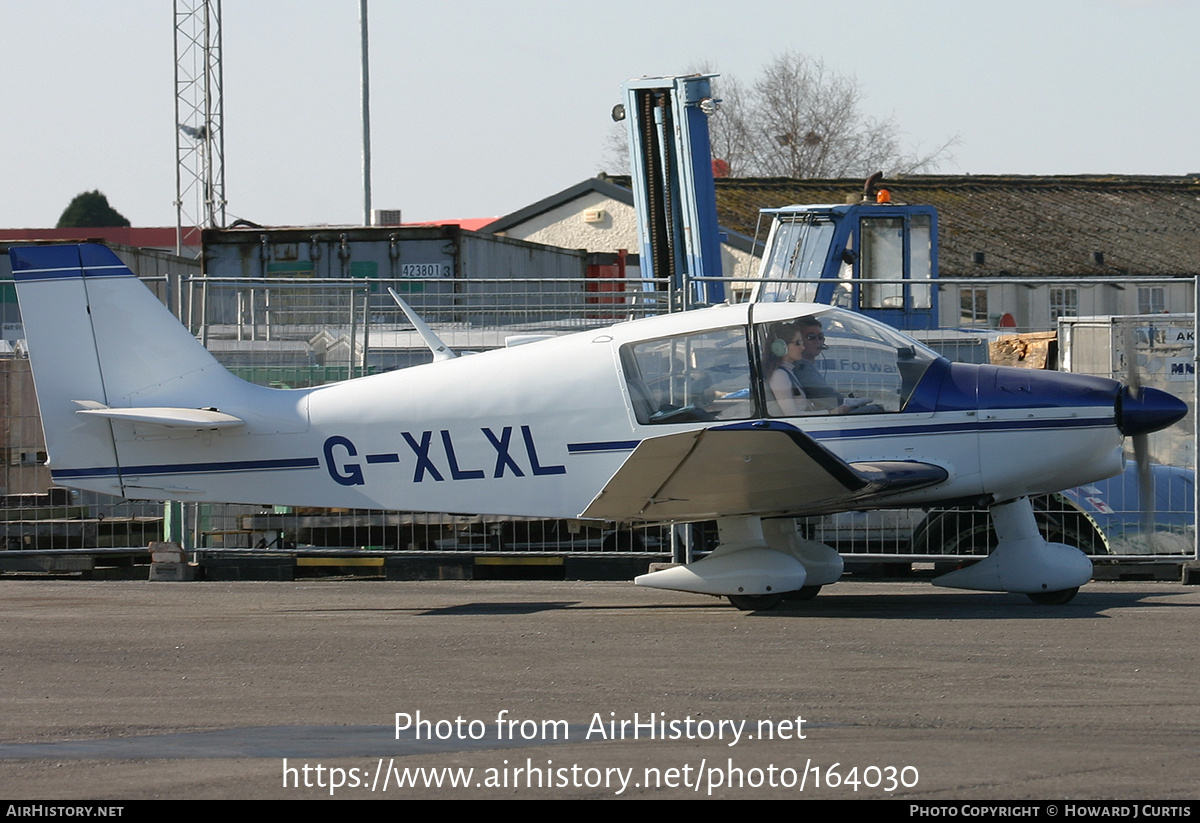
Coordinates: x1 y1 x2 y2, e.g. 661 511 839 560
633 516 845 607
932 496 1093 597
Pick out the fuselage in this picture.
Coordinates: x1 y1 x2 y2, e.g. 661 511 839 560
54 302 1134 521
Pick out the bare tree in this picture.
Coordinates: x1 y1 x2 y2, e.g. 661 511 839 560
740 53 955 177
602 53 955 178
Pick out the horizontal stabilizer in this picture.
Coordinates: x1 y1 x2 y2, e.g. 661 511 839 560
581 422 947 521
74 402 244 429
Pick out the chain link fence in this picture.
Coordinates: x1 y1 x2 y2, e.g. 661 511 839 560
0 269 1193 563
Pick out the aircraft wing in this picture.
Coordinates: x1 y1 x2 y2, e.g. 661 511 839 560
581 421 948 521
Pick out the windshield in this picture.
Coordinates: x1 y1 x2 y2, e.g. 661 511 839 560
620 306 941 425
756 307 940 417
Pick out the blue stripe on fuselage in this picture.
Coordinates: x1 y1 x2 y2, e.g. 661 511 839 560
807 414 1115 441
46 413 1114 482
566 412 1114 452
567 440 641 454
51 456 322 481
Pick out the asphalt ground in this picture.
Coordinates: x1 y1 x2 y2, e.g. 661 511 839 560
0 578 1197 800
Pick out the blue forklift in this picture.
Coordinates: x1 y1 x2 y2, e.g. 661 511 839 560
620 75 938 330
748 174 939 331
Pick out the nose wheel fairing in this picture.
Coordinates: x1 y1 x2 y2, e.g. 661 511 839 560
932 496 1093 597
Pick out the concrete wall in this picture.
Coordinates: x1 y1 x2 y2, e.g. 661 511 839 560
496 191 639 254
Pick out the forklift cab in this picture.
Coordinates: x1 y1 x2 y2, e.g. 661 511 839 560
751 199 938 331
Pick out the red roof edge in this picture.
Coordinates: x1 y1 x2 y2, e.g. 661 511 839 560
0 227 195 247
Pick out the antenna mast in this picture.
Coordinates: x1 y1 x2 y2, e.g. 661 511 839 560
173 0 226 255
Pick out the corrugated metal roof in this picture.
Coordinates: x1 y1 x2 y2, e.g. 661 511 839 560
404 217 498 232
0 226 189 250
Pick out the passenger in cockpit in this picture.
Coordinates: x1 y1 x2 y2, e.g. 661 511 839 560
764 323 810 416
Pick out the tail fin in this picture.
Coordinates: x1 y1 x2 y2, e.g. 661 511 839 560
9 244 244 495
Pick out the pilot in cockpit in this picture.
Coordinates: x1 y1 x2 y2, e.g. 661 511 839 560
765 316 879 416
791 316 851 414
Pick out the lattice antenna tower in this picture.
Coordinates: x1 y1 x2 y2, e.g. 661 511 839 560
174 0 226 255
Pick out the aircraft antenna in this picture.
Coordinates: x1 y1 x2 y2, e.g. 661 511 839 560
173 0 227 256
388 289 458 362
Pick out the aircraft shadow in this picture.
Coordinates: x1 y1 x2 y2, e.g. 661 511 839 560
733 588 1194 620
273 590 1197 620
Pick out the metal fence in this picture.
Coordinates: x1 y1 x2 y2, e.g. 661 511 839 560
184 274 678 374
0 269 1194 563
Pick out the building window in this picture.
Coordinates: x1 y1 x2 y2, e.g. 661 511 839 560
1138 286 1165 314
1050 287 1078 321
959 287 988 325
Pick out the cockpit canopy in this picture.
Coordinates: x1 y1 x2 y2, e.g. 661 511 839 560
620 306 940 425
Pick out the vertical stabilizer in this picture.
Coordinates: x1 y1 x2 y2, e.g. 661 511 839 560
9 244 240 495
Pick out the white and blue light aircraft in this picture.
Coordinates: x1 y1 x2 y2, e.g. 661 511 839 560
8 244 1188 608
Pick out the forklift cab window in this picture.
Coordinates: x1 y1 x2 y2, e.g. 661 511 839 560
909 214 933 309
860 217 905 309
756 215 836 303
831 236 855 309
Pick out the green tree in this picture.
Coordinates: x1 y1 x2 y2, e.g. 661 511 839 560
56 190 131 228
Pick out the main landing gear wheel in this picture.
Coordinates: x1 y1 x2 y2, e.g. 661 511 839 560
727 593 783 611
785 585 822 601
1026 587 1079 605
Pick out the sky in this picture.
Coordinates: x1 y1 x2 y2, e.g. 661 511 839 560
3 0 1198 230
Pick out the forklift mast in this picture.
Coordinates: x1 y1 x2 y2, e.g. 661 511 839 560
621 75 725 307
620 76 939 329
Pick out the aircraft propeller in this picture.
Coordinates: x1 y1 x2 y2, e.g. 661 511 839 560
1115 324 1187 551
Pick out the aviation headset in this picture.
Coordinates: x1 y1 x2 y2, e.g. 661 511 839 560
769 324 796 358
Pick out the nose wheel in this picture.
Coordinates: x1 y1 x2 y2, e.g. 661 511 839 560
728 584 823 610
